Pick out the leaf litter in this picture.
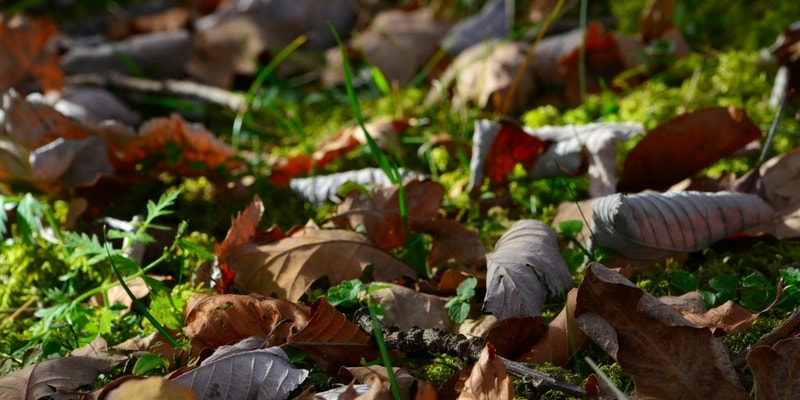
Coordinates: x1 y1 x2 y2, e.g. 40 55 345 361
1 1 800 399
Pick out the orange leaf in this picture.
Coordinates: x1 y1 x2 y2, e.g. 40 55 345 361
183 293 309 351
215 196 265 292
618 107 762 192
0 14 64 93
288 297 380 374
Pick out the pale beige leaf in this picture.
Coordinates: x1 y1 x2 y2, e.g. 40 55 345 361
483 220 573 320
456 344 514 400
107 377 196 400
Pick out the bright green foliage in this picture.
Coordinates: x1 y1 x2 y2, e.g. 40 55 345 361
326 279 363 308
132 353 169 376
445 277 477 324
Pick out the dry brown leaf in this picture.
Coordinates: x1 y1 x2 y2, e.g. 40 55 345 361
341 366 416 400
618 107 763 192
0 14 63 93
323 8 452 85
747 337 800 400
455 343 514 400
107 376 196 400
483 317 545 360
227 221 418 302
421 219 487 272
287 297 381 374
333 179 444 250
0 338 125 400
365 283 452 330
575 263 749 399
760 147 800 238
483 220 573 320
518 288 588 366
183 293 310 350
676 300 760 336
591 191 775 263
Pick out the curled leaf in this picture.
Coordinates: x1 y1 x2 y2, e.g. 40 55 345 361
483 220 573 320
591 191 775 262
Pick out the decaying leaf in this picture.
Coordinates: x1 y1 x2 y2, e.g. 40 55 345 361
289 168 419 205
420 219 488 271
332 178 444 250
591 191 775 263
287 297 381 374
483 219 573 320
0 14 64 93
455 343 514 400
747 337 800 400
518 288 588 366
760 147 800 238
618 107 763 192
214 196 266 292
227 221 418 302
575 263 749 399
0 338 125 400
183 293 310 350
674 299 760 336
323 8 452 85
436 40 538 112
107 376 196 400
365 283 452 330
173 342 307 400
469 119 549 193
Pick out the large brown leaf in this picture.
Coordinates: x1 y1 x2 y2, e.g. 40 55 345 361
332 179 445 250
618 107 762 192
287 297 380 374
365 283 452 331
420 219 487 271
482 220 573 320
518 288 588 366
747 337 800 400
173 338 308 400
183 293 310 350
0 338 125 400
591 191 775 263
227 221 418 302
575 263 749 399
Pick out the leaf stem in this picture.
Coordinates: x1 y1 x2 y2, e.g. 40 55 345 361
368 302 403 400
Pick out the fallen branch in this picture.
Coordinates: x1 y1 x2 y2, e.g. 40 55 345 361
354 307 585 397
66 73 246 111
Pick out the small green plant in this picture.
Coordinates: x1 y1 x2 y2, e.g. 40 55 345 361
445 277 477 324
326 279 363 308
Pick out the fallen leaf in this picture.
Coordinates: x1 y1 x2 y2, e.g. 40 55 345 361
0 14 64 93
114 113 240 175
289 167 420 205
365 283 452 330
483 219 573 320
333 179 445 250
183 293 310 350
421 219 488 272
526 122 644 197
760 148 800 238
676 300 760 336
440 0 507 55
518 288 588 366
215 196 265 292
61 30 192 78
469 119 549 194
107 376 196 400
747 337 800 400
0 339 125 400
228 221 418 302
455 343 514 400
340 366 416 400
483 317 545 360
323 8 452 85
618 107 763 192
575 263 749 399
173 342 308 400
436 40 538 112
287 297 381 374
590 191 775 263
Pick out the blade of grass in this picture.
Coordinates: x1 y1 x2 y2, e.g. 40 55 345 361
368 302 403 400
232 35 308 152
501 0 566 114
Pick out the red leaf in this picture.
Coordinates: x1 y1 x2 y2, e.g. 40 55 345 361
485 120 548 186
